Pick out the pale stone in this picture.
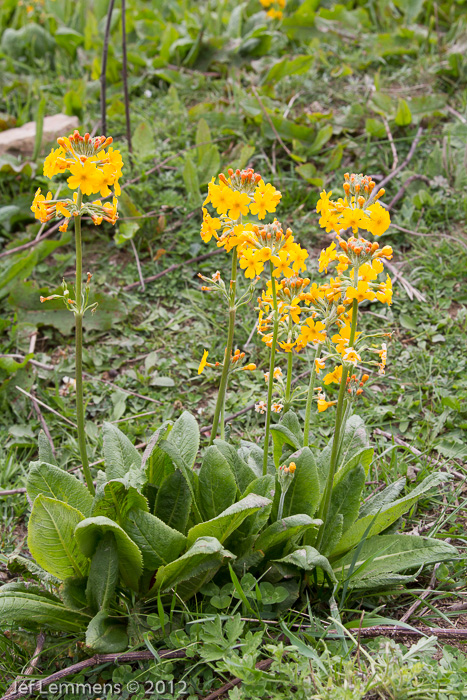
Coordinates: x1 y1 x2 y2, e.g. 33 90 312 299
0 113 79 156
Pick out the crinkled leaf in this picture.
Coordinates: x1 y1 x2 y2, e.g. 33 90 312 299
103 422 141 480
123 508 186 569
75 516 143 591
86 532 119 612
273 448 320 519
186 493 271 547
333 472 448 556
27 462 93 517
320 466 366 556
254 514 322 556
274 546 337 583
0 588 89 633
198 445 237 521
85 610 128 653
214 438 256 493
155 469 192 533
92 479 148 524
28 495 89 580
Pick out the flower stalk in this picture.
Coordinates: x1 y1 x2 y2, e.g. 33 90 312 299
74 190 94 495
209 247 238 444
263 261 280 475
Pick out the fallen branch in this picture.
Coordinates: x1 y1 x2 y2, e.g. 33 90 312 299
375 126 424 193
387 174 430 210
130 238 145 291
373 428 465 479
15 386 77 428
251 84 294 159
382 116 398 171
383 259 426 302
122 249 222 291
0 221 61 260
3 633 45 699
1 650 186 700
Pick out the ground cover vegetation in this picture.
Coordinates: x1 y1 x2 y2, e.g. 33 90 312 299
0 0 466 698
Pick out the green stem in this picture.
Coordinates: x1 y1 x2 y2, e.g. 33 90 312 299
263 261 279 476
303 344 322 447
315 280 360 550
209 246 238 445
283 317 293 413
74 190 94 495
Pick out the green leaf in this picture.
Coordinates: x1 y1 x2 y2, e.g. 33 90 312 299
274 546 337 583
264 55 314 84
33 96 46 160
317 415 369 489
254 515 322 556
143 421 174 487
271 411 303 468
213 439 256 493
55 27 84 57
359 478 406 518
237 475 275 539
168 411 200 469
132 122 156 160
196 118 212 163
123 508 187 569
198 446 237 521
332 472 448 556
38 430 57 466
333 447 373 488
103 422 142 480
334 535 458 589
28 496 89 580
27 462 93 517
85 610 128 653
0 353 33 374
186 493 271 548
61 577 88 611
308 125 333 155
277 448 320 519
150 536 235 595
321 466 366 556
7 554 61 586
86 531 119 612
183 156 202 206
75 516 143 591
114 220 140 247
0 588 89 633
154 469 192 533
395 98 412 126
92 479 148 525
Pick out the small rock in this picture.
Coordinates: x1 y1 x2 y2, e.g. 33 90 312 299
0 113 79 157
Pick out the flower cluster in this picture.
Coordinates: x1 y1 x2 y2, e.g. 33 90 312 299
260 0 286 20
31 131 122 231
198 348 256 375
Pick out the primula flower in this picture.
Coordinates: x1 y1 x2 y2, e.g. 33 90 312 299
376 275 393 305
366 202 391 237
67 159 101 196
200 209 222 243
198 349 209 375
272 250 293 278
319 242 337 273
340 207 370 233
228 191 250 220
239 248 264 279
297 318 326 346
324 365 343 385
346 280 376 303
315 357 326 374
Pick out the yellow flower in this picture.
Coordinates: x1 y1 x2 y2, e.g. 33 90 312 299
340 207 370 234
346 280 376 303
315 357 325 374
324 365 343 385
376 274 393 305
290 244 309 273
228 190 250 220
342 348 361 365
272 250 293 278
198 349 209 375
316 190 333 214
318 398 336 412
210 183 232 216
332 324 361 354
67 159 100 196
239 248 264 279
358 262 378 283
200 208 222 243
279 340 295 352
43 146 67 178
56 201 71 217
319 242 337 273
288 304 302 324
297 318 326 346
366 202 390 237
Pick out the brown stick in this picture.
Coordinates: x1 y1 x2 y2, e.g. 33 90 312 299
1 650 186 700
130 238 145 291
202 659 273 700
251 85 294 159
122 249 223 291
100 0 116 136
374 126 424 193
121 0 132 159
3 633 45 699
373 428 465 479
387 174 430 210
0 221 61 260
382 116 398 171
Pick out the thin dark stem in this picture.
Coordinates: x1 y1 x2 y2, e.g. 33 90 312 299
263 262 279 475
74 191 94 495
209 247 238 444
101 0 116 135
121 0 132 159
